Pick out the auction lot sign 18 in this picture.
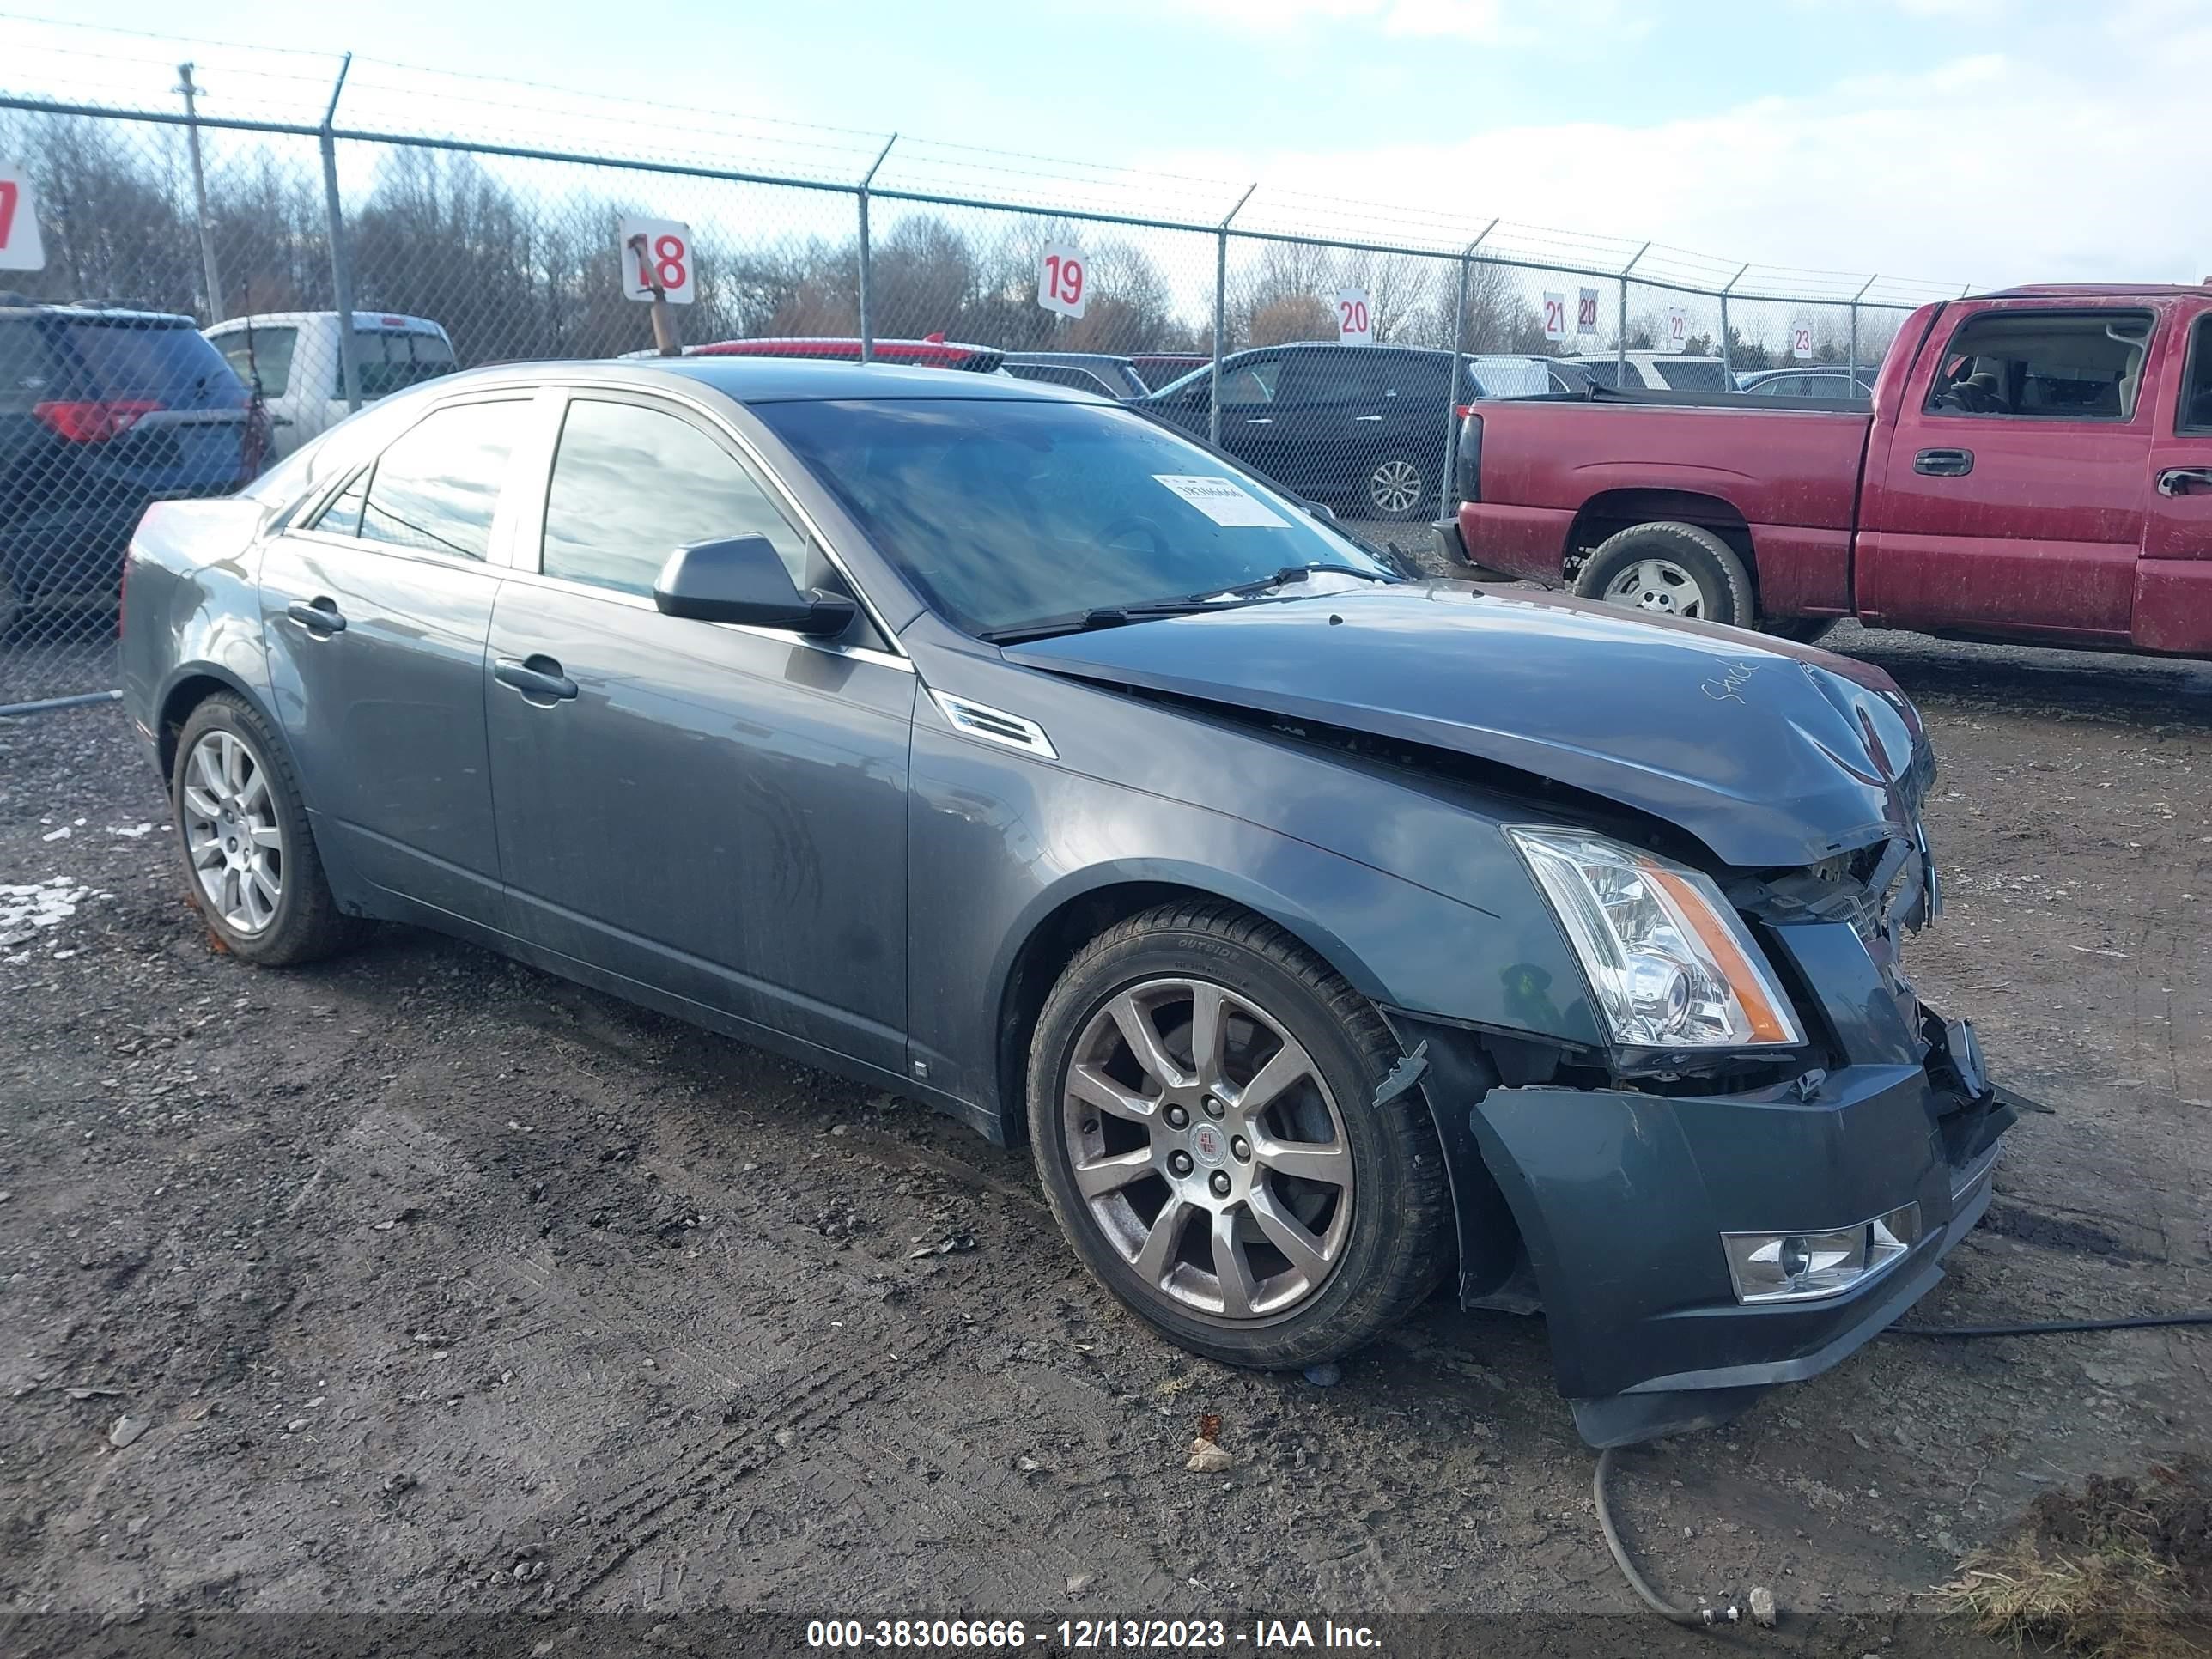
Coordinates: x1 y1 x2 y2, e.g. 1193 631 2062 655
0 162 45 270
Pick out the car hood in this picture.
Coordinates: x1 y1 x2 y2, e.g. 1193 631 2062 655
1002 583 1928 868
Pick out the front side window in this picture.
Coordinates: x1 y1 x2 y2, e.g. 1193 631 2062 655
540 398 811 596
1279 355 1378 404
757 397 1398 640
352 399 524 562
2179 316 2212 434
1215 358 1280 408
214 326 295 398
1926 309 2153 420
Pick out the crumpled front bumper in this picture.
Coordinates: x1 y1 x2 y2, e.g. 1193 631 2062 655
1399 918 2021 1447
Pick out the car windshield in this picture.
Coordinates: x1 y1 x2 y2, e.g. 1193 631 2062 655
758 397 1399 638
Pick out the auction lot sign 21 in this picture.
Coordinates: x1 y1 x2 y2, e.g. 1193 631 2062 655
0 162 46 271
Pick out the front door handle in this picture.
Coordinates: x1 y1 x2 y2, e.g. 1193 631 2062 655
1352 413 1384 422
494 654 578 705
2156 466 2212 497
1914 447 1974 477
285 598 345 635
1243 416 1273 425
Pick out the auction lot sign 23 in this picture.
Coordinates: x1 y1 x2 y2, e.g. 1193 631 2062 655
1 162 46 271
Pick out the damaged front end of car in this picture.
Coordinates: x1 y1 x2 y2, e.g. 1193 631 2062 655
1389 786 2021 1448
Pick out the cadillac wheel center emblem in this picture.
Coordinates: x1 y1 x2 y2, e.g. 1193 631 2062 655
1191 1122 1227 1167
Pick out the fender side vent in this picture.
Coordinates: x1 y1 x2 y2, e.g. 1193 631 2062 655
928 690 1057 759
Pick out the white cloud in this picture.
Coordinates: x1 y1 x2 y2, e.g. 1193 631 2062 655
1133 31 2212 289
1170 0 1639 43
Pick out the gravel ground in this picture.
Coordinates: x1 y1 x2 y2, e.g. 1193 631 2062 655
1 616 2207 1652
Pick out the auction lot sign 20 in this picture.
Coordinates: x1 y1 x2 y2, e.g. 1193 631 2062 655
1 162 46 271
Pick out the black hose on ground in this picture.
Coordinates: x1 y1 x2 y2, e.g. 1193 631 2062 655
1591 1446 1733 1629
1887 1310 2212 1337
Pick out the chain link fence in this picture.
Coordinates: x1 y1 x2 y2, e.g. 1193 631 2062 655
0 21 1969 711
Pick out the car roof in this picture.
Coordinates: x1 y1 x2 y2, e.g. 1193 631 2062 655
1982 283 2209 299
204 311 449 334
0 297 199 326
432 356 1114 405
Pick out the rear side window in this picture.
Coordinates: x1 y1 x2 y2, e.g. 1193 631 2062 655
1279 355 1379 404
1652 360 1727 391
539 398 811 595
350 399 524 562
0 318 61 408
1927 309 2154 420
213 327 295 398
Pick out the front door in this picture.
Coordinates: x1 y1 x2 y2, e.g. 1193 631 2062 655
1859 301 2160 641
483 391 915 1073
2136 307 2212 654
258 393 532 927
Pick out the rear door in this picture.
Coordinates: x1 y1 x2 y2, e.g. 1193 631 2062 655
2136 305 2212 653
1859 300 2160 639
1255 349 1387 501
482 389 915 1073
258 392 529 930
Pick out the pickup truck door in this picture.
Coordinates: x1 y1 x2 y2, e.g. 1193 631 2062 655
2135 306 2212 655
1860 299 2163 641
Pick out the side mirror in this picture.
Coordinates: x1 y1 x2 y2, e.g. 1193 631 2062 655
653 535 857 637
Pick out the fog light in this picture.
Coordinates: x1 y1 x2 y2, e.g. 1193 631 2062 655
1723 1203 1920 1304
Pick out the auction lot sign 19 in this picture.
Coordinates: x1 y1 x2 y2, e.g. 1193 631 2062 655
0 162 46 270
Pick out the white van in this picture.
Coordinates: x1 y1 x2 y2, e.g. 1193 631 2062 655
203 312 457 456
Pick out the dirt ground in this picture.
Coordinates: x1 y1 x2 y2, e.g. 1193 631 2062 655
1 617 2208 1654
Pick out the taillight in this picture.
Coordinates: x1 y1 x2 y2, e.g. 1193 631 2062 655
1454 403 1474 420
33 399 162 443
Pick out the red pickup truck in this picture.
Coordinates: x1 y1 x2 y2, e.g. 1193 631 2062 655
1438 283 2212 657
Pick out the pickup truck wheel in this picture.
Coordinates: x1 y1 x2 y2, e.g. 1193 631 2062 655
1027 902 1451 1370
1575 522 1753 628
170 693 363 966
1362 453 1431 522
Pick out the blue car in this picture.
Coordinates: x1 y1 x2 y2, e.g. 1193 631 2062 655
118 358 2014 1446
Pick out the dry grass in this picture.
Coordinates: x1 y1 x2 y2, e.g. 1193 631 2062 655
1942 1462 2212 1659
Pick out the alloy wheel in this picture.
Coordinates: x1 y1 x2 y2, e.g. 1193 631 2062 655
1602 556 1708 618
1367 459 1423 516
181 730 284 934
1060 977 1353 1323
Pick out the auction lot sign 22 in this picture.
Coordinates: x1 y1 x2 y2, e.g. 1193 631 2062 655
0 162 46 271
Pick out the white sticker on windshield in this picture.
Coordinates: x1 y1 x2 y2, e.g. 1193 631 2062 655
1152 474 1289 529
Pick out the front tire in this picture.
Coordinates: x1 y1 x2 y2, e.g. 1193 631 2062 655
171 693 362 966
1026 902 1451 1370
1573 520 1754 628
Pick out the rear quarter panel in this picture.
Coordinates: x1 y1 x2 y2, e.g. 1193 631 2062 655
120 497 276 765
1461 400 1875 602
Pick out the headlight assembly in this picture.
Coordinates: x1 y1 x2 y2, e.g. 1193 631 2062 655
1508 827 1805 1052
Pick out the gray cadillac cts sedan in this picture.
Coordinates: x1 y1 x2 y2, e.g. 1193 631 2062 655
119 358 2015 1446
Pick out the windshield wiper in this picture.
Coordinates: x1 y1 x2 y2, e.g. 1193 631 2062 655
977 564 1394 646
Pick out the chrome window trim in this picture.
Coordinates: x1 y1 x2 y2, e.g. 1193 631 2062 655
927 689 1057 759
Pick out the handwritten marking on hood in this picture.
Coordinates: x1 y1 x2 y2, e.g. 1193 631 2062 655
1701 660 1760 703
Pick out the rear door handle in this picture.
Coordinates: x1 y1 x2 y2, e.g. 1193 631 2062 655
2156 466 2212 497
494 654 578 705
1352 413 1384 422
1914 447 1974 477
285 598 345 635
1243 416 1273 425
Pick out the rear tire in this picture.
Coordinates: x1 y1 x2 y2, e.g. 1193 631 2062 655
1027 902 1451 1370
170 693 362 966
1362 453 1431 523
1573 521 1754 629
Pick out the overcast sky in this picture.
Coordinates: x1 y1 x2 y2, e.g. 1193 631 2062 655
32 0 2212 290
